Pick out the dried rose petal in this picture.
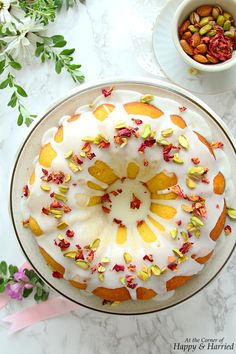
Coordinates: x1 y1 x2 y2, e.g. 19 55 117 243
42 207 50 215
191 157 200 165
99 141 110 149
143 254 154 262
130 193 142 210
66 230 74 238
209 33 233 61
56 239 70 251
101 193 111 203
179 242 192 254
102 87 113 97
102 206 111 214
22 185 29 197
179 106 187 112
211 141 224 149
127 264 136 272
132 118 143 125
52 271 63 279
113 264 125 272
224 225 232 236
50 200 63 209
167 262 178 271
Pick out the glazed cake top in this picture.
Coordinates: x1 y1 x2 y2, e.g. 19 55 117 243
21 89 230 300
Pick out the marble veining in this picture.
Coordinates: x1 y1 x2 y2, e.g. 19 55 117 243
0 0 235 353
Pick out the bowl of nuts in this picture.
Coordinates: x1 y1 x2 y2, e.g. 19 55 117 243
172 0 236 72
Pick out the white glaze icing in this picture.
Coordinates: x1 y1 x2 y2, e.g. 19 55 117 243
21 90 232 300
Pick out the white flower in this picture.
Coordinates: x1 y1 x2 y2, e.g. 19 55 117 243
3 17 45 62
0 0 17 23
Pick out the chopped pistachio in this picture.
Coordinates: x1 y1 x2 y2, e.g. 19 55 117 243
90 238 100 250
137 270 150 281
194 229 201 238
120 277 126 285
227 208 236 219
140 94 154 103
141 124 151 139
101 257 110 264
170 228 178 240
80 151 86 158
190 216 204 227
161 128 173 138
82 136 95 142
181 204 193 213
64 251 77 259
156 138 170 146
50 209 64 216
98 273 104 282
180 231 188 241
172 248 184 258
151 265 161 276
97 265 106 273
120 137 128 148
57 234 64 240
57 221 68 230
64 174 71 183
65 150 73 159
115 120 126 129
58 185 69 194
75 260 89 270
123 252 132 264
68 160 80 173
40 184 51 192
186 223 196 232
54 193 68 203
177 255 188 264
111 301 121 306
89 103 94 108
188 167 206 178
186 176 196 189
178 135 189 149
173 153 184 164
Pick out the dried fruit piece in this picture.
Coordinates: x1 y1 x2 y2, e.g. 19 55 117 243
193 54 209 63
196 44 207 54
196 5 213 17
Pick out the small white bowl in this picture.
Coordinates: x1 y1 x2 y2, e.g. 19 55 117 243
172 0 236 72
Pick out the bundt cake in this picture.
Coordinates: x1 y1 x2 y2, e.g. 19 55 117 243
21 88 228 302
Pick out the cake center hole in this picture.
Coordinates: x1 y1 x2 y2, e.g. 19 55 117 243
101 178 151 226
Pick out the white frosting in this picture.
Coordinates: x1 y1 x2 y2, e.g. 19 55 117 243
22 90 232 301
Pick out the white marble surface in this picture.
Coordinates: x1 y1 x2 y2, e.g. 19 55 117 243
0 0 236 353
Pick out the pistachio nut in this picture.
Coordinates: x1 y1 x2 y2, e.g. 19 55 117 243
40 184 51 192
123 252 132 264
140 94 154 103
223 12 233 21
199 24 212 36
216 15 225 26
227 208 236 219
199 17 209 27
207 29 217 37
156 138 170 146
64 173 71 183
58 185 69 194
212 6 222 19
161 128 173 138
115 120 126 129
190 216 204 227
57 221 68 230
151 265 161 276
75 260 89 270
223 20 231 31
65 150 73 159
190 11 200 25
54 193 67 203
90 238 100 250
173 153 184 164
101 257 110 264
64 251 77 259
178 135 189 149
170 228 178 240
188 25 199 33
186 176 196 189
141 124 151 139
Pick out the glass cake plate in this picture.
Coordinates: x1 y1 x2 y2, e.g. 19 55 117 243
9 78 236 315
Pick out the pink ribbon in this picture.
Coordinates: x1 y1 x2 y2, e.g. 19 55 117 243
3 296 78 334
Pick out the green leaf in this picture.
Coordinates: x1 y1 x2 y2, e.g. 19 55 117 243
55 60 63 74
60 48 75 56
25 117 34 127
15 85 28 97
23 287 33 298
8 92 17 108
35 45 44 57
41 290 49 301
53 40 67 48
0 261 7 275
0 59 5 75
68 64 81 70
0 283 6 293
36 286 43 297
51 35 65 43
9 61 22 70
0 78 9 89
17 113 24 126
9 265 18 276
